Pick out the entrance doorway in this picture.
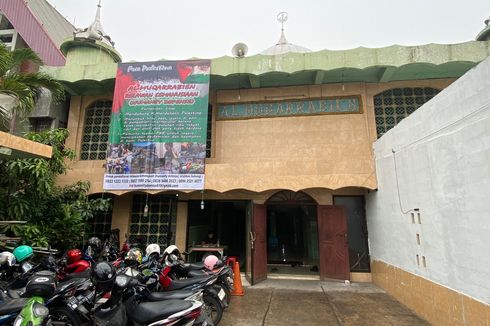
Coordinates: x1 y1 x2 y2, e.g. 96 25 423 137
187 200 247 266
249 191 351 284
266 191 319 278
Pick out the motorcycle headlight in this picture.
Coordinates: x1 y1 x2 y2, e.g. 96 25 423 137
33 303 49 318
13 316 23 326
115 274 129 288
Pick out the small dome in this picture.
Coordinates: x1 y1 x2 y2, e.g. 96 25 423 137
74 0 114 47
261 12 311 56
476 15 490 41
261 31 311 55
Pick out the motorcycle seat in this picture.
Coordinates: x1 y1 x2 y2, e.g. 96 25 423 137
188 270 208 277
184 262 204 270
167 275 214 291
0 298 27 315
147 289 196 301
127 299 193 324
7 288 24 299
62 269 91 281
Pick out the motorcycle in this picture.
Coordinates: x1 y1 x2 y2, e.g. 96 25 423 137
12 270 55 326
159 261 224 325
93 273 207 326
167 256 234 307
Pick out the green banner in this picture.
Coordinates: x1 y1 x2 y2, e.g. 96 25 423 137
104 60 211 190
217 97 361 120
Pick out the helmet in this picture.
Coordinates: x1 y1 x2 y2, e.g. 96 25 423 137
164 253 179 267
0 251 16 266
88 237 102 249
124 248 142 266
204 255 219 271
163 245 180 258
13 245 33 263
145 243 160 257
66 249 82 264
91 261 116 292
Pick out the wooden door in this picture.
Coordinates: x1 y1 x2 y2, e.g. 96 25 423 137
317 205 350 280
251 204 267 285
245 202 252 284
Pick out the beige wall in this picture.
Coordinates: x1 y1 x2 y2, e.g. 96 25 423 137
110 193 132 242
56 79 454 196
372 260 490 325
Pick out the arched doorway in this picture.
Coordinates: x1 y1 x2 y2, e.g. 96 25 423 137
249 190 350 284
265 191 319 277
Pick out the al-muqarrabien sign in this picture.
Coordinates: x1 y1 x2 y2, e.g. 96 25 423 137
217 96 361 120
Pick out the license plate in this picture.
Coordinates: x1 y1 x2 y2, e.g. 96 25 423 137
218 288 225 300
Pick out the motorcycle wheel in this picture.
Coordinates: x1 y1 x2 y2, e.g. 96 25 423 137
222 284 231 306
50 306 81 326
203 294 223 325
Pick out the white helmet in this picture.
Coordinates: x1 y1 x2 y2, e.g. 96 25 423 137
0 251 16 267
146 243 161 257
163 245 180 257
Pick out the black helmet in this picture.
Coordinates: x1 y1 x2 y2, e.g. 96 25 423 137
88 237 102 249
91 261 116 292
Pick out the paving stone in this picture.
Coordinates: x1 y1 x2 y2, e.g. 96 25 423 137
220 280 429 326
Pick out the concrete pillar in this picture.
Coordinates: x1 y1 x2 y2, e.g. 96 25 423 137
111 194 132 247
175 201 188 250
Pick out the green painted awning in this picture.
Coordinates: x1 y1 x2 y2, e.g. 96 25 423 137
44 41 490 95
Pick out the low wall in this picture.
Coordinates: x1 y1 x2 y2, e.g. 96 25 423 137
372 260 490 325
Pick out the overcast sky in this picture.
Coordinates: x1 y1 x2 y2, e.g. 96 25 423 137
48 0 489 62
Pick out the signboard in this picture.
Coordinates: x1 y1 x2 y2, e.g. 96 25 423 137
103 60 211 190
217 96 361 120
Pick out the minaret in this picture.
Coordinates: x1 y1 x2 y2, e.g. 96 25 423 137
61 0 121 63
476 15 490 41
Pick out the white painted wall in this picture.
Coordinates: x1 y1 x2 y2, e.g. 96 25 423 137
366 56 490 304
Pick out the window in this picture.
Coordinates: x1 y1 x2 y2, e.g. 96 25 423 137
80 101 112 160
373 87 440 138
29 117 53 132
206 104 212 158
85 194 113 240
129 194 176 247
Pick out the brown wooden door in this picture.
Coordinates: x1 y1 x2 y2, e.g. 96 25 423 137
317 205 350 280
251 204 267 285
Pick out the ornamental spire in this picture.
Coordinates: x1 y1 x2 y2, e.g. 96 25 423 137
261 12 311 55
74 0 114 46
277 12 288 45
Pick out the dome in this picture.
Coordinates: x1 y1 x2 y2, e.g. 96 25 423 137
261 31 312 55
476 15 490 41
261 12 311 55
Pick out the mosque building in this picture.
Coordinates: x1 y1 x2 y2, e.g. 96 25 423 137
1 1 489 323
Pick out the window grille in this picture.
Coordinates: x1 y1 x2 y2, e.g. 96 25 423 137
85 194 113 240
129 194 176 247
29 117 53 132
80 101 112 160
206 104 212 158
373 87 439 138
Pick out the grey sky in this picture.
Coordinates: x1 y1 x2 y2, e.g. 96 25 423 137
48 0 489 62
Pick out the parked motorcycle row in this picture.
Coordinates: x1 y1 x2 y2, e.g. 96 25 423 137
0 238 235 325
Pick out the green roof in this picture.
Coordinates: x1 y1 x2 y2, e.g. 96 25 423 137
43 41 490 95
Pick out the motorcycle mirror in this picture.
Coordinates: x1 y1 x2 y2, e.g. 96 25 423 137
21 261 33 274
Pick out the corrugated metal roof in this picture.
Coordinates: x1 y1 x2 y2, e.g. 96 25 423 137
26 0 75 47
0 0 69 66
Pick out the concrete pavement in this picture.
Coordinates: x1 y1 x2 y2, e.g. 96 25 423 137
221 279 429 326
